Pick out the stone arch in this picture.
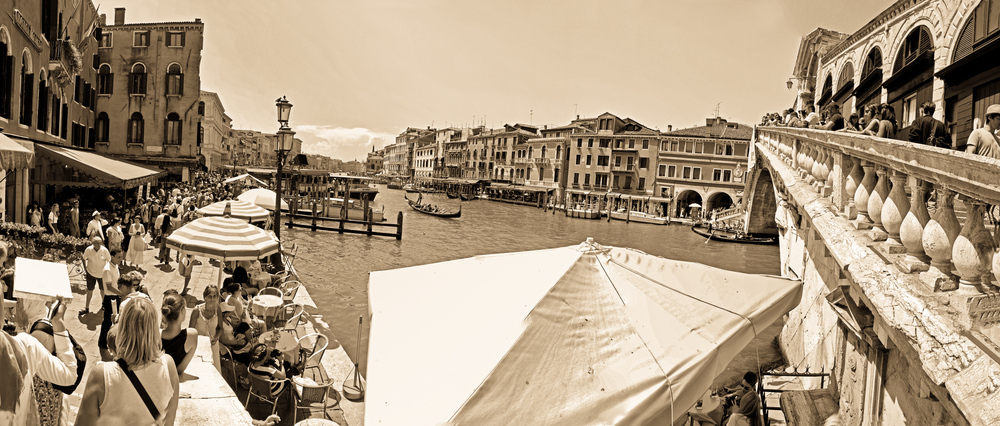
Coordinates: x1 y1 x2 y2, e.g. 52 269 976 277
745 166 779 237
0 26 10 45
674 189 703 219
886 22 935 75
942 0 980 54
705 191 735 212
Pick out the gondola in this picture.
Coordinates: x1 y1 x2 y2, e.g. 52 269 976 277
690 225 777 245
405 195 462 218
459 193 475 201
446 191 460 199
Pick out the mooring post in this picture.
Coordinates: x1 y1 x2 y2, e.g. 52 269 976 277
396 211 403 240
311 202 318 231
367 208 374 235
362 195 370 222
339 203 346 234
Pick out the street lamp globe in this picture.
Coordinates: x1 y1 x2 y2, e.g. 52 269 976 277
276 96 293 125
786 79 794 90
277 126 296 152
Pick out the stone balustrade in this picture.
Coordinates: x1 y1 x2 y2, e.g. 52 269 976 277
757 126 1000 295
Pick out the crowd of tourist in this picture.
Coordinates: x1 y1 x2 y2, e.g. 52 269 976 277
760 101 1000 160
1 170 304 425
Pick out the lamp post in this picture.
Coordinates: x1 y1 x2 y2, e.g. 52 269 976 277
274 96 294 263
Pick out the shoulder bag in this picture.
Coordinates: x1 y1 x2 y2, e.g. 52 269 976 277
115 358 161 420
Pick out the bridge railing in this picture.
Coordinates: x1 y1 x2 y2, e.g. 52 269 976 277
755 126 1000 295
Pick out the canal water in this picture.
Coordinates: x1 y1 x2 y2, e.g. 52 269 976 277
284 186 780 376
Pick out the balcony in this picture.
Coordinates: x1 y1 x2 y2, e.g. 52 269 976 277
612 144 638 152
514 158 531 164
48 40 79 87
611 164 635 172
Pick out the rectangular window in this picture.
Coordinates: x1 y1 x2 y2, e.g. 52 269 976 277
682 166 691 179
554 168 559 182
577 138 582 147
588 138 593 147
130 73 146 95
639 157 648 169
599 139 611 148
695 142 703 153
671 141 678 151
638 177 645 190
584 174 591 185
642 139 648 149
692 168 701 180
723 170 732 182
573 173 579 184
668 165 676 177
614 156 621 167
658 164 666 176
597 155 609 166
166 120 181 145
133 31 150 47
628 139 634 149
685 142 693 153
624 176 632 189
575 154 581 165
99 33 112 48
713 169 722 181
613 175 620 188
586 155 592 166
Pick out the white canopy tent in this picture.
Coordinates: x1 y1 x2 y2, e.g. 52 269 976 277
366 239 801 426
224 173 270 188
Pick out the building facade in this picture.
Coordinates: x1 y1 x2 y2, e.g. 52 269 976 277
657 117 749 218
365 147 384 175
94 8 204 181
198 90 231 172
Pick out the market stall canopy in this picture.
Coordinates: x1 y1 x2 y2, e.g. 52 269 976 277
165 216 279 261
224 173 270 188
367 239 802 426
238 188 289 211
13 258 72 301
0 132 33 170
34 144 166 188
197 200 270 222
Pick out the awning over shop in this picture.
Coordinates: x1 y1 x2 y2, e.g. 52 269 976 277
0 132 34 169
34 144 166 189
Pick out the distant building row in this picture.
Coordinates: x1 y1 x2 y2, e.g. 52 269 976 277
366 112 753 215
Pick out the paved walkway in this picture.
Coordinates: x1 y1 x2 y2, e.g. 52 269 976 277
56 237 365 425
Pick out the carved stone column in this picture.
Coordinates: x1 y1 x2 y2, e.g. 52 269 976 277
811 148 825 190
854 163 876 230
844 157 863 220
921 187 960 291
803 146 816 184
868 168 890 241
953 198 997 293
898 180 930 273
882 171 909 253
993 223 1000 292
822 150 834 197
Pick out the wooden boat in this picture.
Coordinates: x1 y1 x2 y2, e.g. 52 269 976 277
459 193 475 201
330 174 379 201
386 183 403 190
690 225 777 245
609 209 668 225
446 191 460 199
405 196 461 218
566 208 601 219
403 184 418 193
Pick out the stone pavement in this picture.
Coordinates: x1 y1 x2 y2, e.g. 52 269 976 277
56 236 365 425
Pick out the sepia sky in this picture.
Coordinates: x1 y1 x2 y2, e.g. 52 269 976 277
98 0 893 161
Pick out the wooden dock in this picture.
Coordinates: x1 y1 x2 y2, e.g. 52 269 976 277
286 201 404 239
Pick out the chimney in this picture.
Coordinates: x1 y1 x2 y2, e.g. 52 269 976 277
114 8 125 25
667 125 672 132
576 115 580 120
100 14 107 26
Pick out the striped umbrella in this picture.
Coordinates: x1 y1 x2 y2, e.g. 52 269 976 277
197 200 270 222
166 216 280 285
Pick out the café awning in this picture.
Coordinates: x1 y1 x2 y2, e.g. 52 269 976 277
367 240 802 426
34 144 166 189
0 132 34 170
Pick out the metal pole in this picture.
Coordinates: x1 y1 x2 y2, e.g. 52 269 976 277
275 152 283 243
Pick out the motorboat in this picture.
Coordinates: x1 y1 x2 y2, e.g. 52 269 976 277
330 174 379 201
609 209 668 225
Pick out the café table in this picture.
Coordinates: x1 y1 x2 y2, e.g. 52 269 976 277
251 294 283 328
687 389 724 425
265 329 301 366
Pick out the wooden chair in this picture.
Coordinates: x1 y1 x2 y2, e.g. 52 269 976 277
296 333 329 379
292 379 340 423
244 369 290 415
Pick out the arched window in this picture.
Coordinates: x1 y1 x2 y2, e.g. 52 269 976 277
541 146 547 158
197 101 205 115
166 63 182 96
893 26 933 73
0 35 12 119
37 73 47 131
96 112 109 142
97 64 113 95
128 112 144 144
19 52 33 126
555 145 561 159
528 146 533 158
129 63 146 95
818 73 833 107
165 112 181 145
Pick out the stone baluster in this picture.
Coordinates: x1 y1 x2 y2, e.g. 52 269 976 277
898 180 930 273
993 221 1000 293
868 168 890 241
811 147 824 189
854 162 876 229
921 187 960 291
801 146 814 182
881 171 909 253
822 150 834 197
952 198 997 293
844 157 863 219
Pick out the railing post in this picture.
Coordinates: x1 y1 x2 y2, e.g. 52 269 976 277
898 179 930 273
311 202 318 231
921 186 960 291
854 162 877 229
882 170 909 253
396 211 403 240
952 197 997 293
868 168 890 241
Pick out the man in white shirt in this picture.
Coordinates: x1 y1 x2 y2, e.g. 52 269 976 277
80 236 111 315
86 211 106 241
798 104 820 128
97 249 123 351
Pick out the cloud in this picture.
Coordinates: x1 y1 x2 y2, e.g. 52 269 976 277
294 125 397 162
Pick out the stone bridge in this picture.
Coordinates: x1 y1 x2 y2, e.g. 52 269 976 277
743 127 1000 425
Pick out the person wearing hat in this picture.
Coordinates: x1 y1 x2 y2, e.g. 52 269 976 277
86 211 107 241
966 104 1000 159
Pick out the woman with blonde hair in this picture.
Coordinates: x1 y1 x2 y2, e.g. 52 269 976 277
75 296 179 426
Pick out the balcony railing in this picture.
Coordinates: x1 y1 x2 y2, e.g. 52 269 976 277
611 164 635 172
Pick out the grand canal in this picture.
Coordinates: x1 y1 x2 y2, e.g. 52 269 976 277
284 186 780 375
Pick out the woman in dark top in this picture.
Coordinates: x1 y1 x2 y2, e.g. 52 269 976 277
158 215 173 265
247 343 287 396
160 289 199 375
